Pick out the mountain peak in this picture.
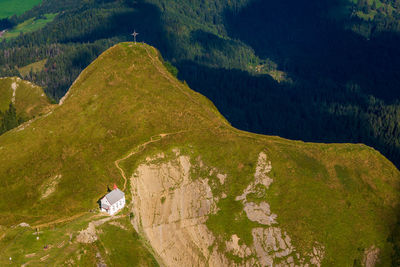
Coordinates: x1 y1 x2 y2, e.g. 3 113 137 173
0 43 399 266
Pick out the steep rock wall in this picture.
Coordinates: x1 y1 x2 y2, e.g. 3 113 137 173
130 150 326 266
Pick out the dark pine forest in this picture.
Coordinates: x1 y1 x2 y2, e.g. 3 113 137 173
0 0 400 172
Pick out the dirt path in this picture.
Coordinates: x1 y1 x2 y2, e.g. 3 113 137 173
31 212 91 229
115 131 187 191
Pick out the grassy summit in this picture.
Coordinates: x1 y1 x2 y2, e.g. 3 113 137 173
0 43 399 265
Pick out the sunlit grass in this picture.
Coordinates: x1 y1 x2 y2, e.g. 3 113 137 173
0 0 42 19
3 13 57 40
19 59 47 77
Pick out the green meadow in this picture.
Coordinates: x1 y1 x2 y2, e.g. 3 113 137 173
0 0 42 18
3 13 57 40
0 214 158 266
18 59 47 77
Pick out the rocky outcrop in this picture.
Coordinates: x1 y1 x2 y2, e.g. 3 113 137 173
76 217 122 244
76 222 97 244
130 150 325 266
364 246 380 267
130 152 230 266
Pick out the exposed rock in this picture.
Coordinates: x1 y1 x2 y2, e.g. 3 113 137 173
131 150 325 266
307 243 325 267
76 215 124 244
236 152 278 227
243 202 277 225
254 152 273 187
217 173 227 185
18 222 30 228
363 246 380 267
225 234 252 258
240 152 324 266
236 151 273 202
252 227 296 266
41 174 62 199
131 152 228 266
76 222 97 243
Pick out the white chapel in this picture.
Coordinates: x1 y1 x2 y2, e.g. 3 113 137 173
100 184 125 215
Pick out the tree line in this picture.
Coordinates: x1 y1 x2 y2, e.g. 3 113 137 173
0 0 399 172
0 103 24 135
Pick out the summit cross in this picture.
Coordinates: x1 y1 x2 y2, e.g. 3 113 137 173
131 30 139 44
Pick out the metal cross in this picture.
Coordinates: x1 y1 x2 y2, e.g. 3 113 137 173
131 30 139 44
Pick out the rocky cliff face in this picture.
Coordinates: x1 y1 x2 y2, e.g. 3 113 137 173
130 150 325 266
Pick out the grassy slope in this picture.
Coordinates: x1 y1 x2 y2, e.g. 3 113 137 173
3 13 57 40
0 215 158 266
0 0 42 18
0 43 398 265
18 59 47 77
0 77 52 119
0 78 13 111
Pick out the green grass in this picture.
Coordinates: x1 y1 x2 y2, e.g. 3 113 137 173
263 142 399 265
207 196 260 246
0 0 42 18
0 214 157 266
3 13 57 40
97 217 159 266
0 213 92 266
18 59 47 77
0 77 52 119
0 78 13 111
0 43 398 265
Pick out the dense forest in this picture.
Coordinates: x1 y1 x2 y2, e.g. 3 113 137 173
0 0 399 170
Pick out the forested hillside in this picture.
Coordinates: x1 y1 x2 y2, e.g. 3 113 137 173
0 0 400 170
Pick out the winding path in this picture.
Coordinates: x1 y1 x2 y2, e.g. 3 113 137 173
115 131 187 191
31 212 91 229
7 43 266 239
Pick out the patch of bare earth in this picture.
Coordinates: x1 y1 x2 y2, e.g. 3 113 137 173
76 222 98 243
364 246 380 267
76 216 123 244
40 174 62 199
11 79 18 104
108 221 127 230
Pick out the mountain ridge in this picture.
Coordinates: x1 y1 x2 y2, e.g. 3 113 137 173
0 43 398 265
